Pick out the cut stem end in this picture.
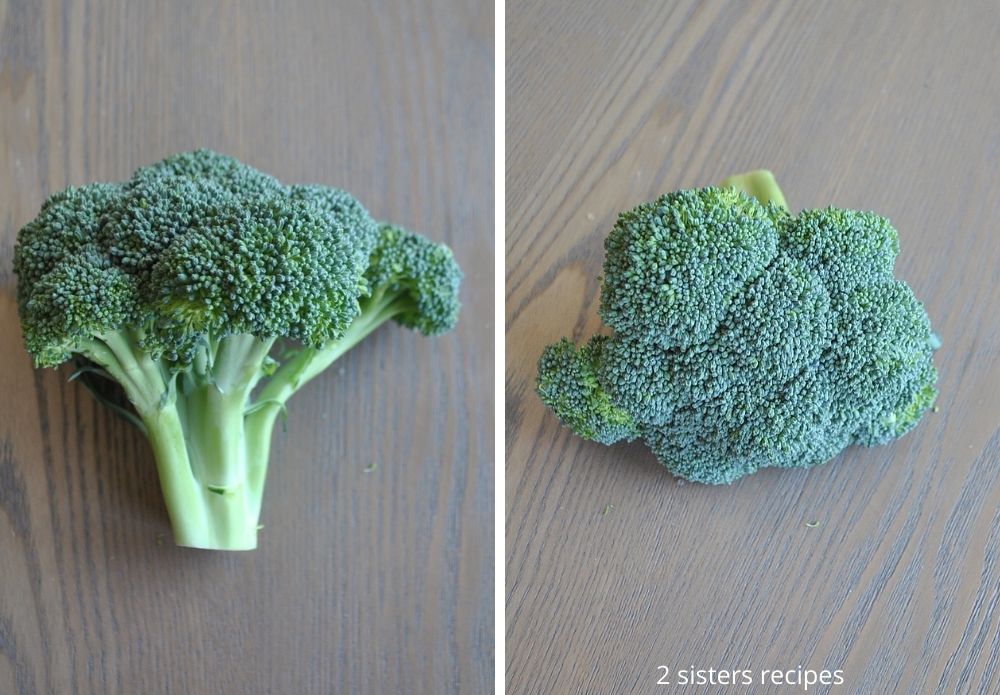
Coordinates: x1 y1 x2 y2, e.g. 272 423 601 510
720 169 788 211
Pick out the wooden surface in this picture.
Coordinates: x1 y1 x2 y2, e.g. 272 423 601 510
0 1 492 693
506 1 1000 693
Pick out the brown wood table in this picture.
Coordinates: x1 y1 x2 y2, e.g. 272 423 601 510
507 1 1000 692
0 1 493 693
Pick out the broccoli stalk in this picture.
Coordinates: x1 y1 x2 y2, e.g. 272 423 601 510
15 151 461 550
537 170 938 484
720 169 788 210
86 290 416 550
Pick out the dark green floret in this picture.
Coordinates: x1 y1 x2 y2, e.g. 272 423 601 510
537 170 938 484
537 337 638 445
365 223 462 337
599 186 782 349
14 149 461 549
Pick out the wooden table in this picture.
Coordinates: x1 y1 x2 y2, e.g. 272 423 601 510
507 1 1000 692
0 1 493 692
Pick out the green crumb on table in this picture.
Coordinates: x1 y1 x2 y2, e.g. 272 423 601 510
256 524 264 531
933 406 939 412
602 504 614 515
805 520 820 528
156 533 165 545
364 462 378 472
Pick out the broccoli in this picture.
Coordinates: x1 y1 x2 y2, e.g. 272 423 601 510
537 170 938 484
14 150 461 549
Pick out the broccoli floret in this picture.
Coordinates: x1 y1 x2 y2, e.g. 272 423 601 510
600 186 782 349
365 223 462 336
14 149 461 549
537 170 938 484
537 337 638 445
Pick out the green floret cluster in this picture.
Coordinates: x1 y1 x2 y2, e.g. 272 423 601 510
365 223 462 336
536 337 638 445
537 170 938 484
14 149 461 549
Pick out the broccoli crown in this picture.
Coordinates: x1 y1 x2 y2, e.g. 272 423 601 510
366 223 462 336
14 149 454 367
537 179 938 484
13 149 462 550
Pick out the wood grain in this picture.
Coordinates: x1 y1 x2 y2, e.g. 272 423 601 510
506 1 1000 693
0 1 493 693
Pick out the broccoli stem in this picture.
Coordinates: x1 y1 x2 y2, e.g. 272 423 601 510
81 330 166 409
213 334 275 390
251 286 411 417
720 170 788 210
141 382 262 551
144 405 208 539
78 329 268 550
178 335 275 490
73 298 407 550
242 287 412 519
144 404 257 550
179 383 249 489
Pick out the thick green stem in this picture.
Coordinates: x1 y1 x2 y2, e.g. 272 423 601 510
78 329 274 550
181 383 248 489
213 335 275 390
176 335 274 489
720 170 788 211
77 309 399 550
144 404 257 550
245 417 274 523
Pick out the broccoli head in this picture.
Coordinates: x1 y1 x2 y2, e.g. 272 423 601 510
537 170 938 484
15 149 461 549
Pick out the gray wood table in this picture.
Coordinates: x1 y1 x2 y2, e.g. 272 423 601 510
506 1 1000 692
0 1 493 692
